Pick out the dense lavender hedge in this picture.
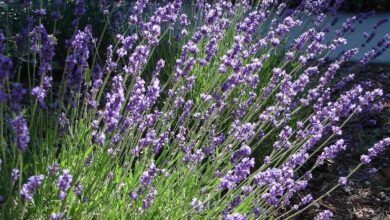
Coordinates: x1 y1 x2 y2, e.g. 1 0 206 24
0 0 389 219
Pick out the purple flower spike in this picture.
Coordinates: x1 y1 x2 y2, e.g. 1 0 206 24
50 212 64 220
57 170 73 200
74 182 83 197
224 213 246 220
20 175 45 201
103 75 125 133
0 55 13 80
66 26 93 93
74 0 86 17
314 210 333 220
360 138 390 164
142 187 157 209
11 116 30 151
139 161 158 188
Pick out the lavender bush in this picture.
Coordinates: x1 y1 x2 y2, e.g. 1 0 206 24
0 0 389 219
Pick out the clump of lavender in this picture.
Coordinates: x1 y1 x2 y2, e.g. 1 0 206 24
0 0 389 219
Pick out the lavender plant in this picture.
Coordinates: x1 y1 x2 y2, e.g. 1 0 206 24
0 0 389 219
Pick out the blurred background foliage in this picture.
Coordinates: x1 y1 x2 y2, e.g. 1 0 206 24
341 0 390 12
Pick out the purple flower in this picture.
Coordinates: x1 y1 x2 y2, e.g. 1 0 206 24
231 122 256 142
360 155 371 164
66 26 93 93
10 83 27 112
103 75 124 133
145 60 164 109
0 55 13 80
48 163 59 176
31 25 55 76
11 116 30 151
0 32 5 52
142 187 157 209
129 191 138 200
50 212 64 220
219 157 255 190
57 170 73 200
132 128 156 156
253 207 262 218
116 34 138 58
0 90 6 103
124 45 150 76
129 0 149 25
262 68 286 99
316 139 346 165
153 131 169 154
92 131 105 146
367 138 390 158
180 14 189 26
126 76 147 119
338 177 348 186
314 210 333 220
33 8 46 17
139 161 157 188
300 194 313 205
141 1 181 45
51 11 61 20
224 213 246 220
20 175 45 201
359 50 376 65
87 65 103 108
184 149 205 165
190 197 204 212
341 48 359 61
74 0 86 17
74 182 83 197
105 45 117 72
59 112 69 136
241 185 253 195
231 145 251 164
84 154 93 166
179 100 193 125
32 76 52 104
360 138 390 164
11 169 20 182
